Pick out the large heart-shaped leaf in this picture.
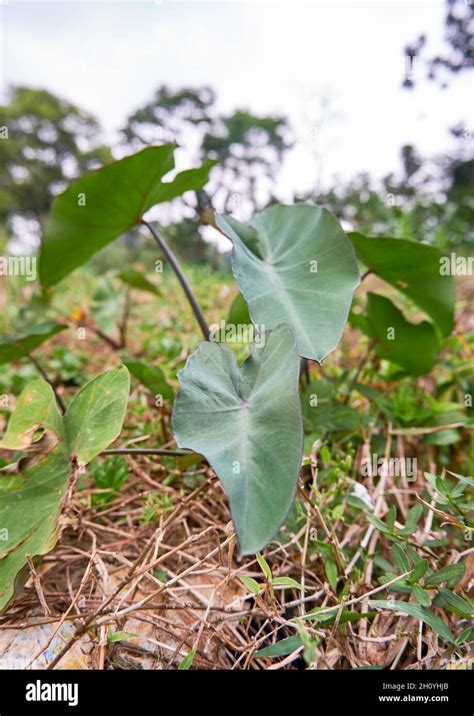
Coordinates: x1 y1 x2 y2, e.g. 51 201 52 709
350 233 455 336
0 365 130 611
40 146 215 288
216 204 360 362
172 325 303 554
365 293 440 375
0 322 66 365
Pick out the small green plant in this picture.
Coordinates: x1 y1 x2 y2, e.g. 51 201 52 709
0 144 458 613
89 455 129 506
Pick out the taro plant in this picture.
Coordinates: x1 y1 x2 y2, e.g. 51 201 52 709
0 144 457 611
0 365 130 611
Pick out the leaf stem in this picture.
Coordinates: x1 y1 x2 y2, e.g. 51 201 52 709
141 219 210 341
28 354 66 414
101 447 192 457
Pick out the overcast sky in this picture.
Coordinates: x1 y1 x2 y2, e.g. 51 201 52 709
1 0 472 202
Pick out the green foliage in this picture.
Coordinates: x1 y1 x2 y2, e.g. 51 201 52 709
89 455 129 506
40 145 215 287
0 365 130 611
118 269 161 296
365 293 441 375
0 86 112 223
217 204 360 361
0 322 67 365
123 358 174 403
172 325 303 554
350 233 455 336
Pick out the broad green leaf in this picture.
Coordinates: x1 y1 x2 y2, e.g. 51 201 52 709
216 204 360 361
254 635 303 658
118 269 161 296
64 365 130 465
350 233 455 336
40 146 215 288
0 380 64 451
172 324 304 554
0 366 130 612
366 293 440 375
369 599 456 644
0 322 67 365
123 358 174 403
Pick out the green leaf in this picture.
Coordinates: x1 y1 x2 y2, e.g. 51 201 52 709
325 560 339 591
256 552 272 582
350 233 455 336
392 543 410 573
366 293 440 375
64 365 130 465
216 204 360 361
227 292 251 328
40 146 215 288
399 503 424 536
0 366 130 612
407 558 429 585
0 322 67 365
91 278 126 337
424 563 466 588
239 576 262 595
272 577 305 590
412 585 432 607
172 324 303 554
436 588 473 618
118 269 161 296
123 358 174 403
369 599 455 644
108 630 137 643
254 635 303 658
178 648 196 670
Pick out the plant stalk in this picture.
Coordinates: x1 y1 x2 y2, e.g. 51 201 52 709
28 354 66 414
141 219 210 341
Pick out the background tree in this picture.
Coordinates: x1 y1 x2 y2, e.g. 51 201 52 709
122 87 293 214
403 0 473 88
0 86 112 238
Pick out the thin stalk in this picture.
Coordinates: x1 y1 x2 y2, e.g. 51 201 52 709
141 219 210 341
119 287 131 348
101 448 192 457
28 354 66 414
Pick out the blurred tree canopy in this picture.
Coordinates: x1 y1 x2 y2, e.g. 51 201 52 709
0 86 112 229
403 0 473 88
121 85 292 213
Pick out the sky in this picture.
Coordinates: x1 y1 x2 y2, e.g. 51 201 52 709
0 0 472 204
